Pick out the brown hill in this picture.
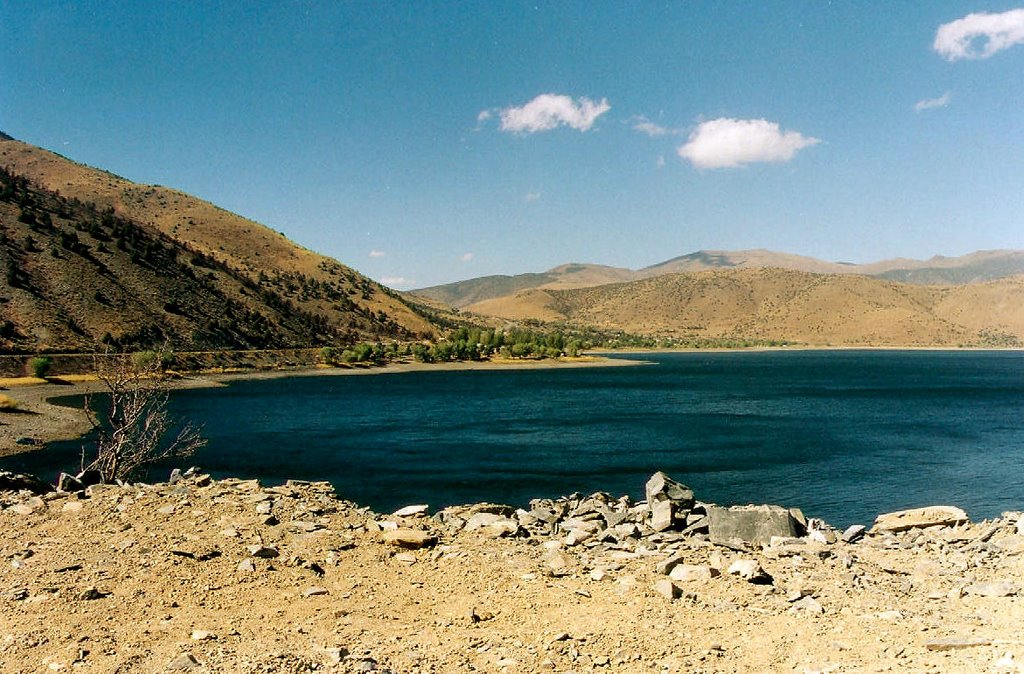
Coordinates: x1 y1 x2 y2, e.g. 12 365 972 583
465 268 1024 347
414 249 1024 309
0 136 435 352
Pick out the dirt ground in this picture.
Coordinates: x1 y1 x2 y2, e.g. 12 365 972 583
2 471 1023 674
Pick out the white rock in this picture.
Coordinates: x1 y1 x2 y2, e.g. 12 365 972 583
871 506 968 533
392 504 429 518
727 559 772 584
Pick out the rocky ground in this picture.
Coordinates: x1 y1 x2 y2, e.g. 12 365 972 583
2 470 1024 674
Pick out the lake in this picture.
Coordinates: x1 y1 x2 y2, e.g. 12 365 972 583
6 350 1024 527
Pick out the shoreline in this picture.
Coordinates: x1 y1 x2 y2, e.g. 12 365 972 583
0 355 645 458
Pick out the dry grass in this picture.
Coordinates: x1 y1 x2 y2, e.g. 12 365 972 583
0 377 48 387
466 268 1024 347
0 394 19 411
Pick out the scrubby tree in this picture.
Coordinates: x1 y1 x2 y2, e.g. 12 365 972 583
81 353 206 482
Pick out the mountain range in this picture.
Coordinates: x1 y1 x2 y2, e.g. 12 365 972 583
412 248 1024 308
2 133 1022 353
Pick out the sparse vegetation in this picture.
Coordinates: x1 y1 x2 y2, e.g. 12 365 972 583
80 353 206 482
0 393 19 410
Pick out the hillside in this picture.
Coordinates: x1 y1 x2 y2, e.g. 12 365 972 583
0 136 435 352
465 268 1024 347
413 249 1024 308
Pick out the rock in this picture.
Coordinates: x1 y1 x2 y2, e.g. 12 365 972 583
870 506 969 533
652 578 680 600
392 504 429 518
807 529 836 545
788 596 824 614
302 586 329 597
56 472 84 493
644 472 695 531
394 551 417 564
10 496 46 515
61 501 83 513
925 637 991 651
381 528 437 549
669 564 719 583
237 559 255 572
707 504 805 548
841 524 866 543
14 436 40 446
0 470 53 495
464 512 520 537
655 553 687 576
965 581 1018 597
649 500 674 532
543 550 574 577
77 586 107 601
247 545 280 559
645 471 695 507
726 559 773 584
166 652 201 670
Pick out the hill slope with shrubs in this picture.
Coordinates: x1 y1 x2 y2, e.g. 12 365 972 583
0 136 436 353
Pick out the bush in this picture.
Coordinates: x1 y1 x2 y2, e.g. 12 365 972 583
0 394 19 411
26 356 52 378
81 354 205 482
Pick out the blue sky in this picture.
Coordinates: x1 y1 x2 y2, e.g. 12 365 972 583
3 2 1023 288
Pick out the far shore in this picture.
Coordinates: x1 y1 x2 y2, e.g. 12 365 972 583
0 354 645 459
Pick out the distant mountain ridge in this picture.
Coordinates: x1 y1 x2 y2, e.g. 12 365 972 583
462 267 1024 348
0 134 436 352
412 248 1024 308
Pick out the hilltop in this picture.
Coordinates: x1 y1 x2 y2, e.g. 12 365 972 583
0 135 435 353
463 268 1024 348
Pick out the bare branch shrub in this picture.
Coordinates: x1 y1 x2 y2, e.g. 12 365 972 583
82 352 206 482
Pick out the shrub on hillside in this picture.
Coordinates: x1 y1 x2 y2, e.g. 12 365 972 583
26 356 51 379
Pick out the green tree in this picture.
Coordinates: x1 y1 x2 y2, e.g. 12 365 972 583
26 356 52 378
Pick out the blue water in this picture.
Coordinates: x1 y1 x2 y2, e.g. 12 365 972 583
6 350 1024 527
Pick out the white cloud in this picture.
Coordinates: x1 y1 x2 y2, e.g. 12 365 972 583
915 92 952 112
381 276 413 288
630 115 680 137
656 155 666 168
677 118 820 169
460 252 474 262
934 9 1024 61
477 110 492 122
523 191 542 203
495 93 610 134
368 249 385 258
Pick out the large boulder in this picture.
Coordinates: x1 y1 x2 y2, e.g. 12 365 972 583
870 505 968 533
706 504 806 548
644 472 695 532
